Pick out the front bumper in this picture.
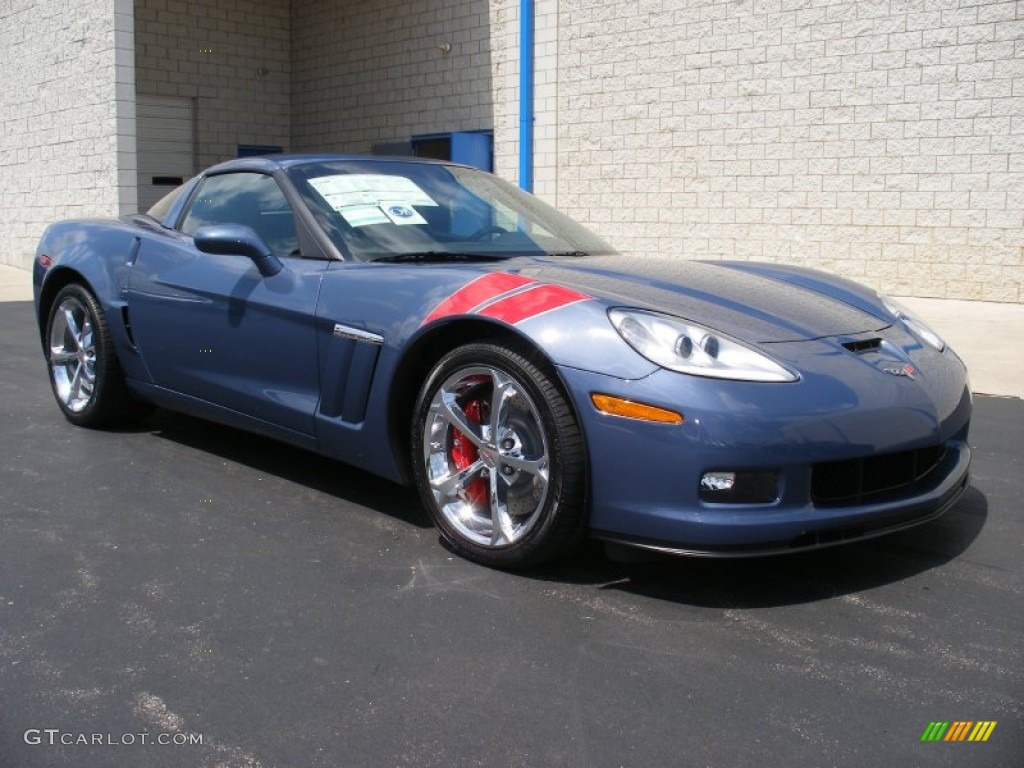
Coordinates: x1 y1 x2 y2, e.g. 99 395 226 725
557 339 973 557
592 443 969 557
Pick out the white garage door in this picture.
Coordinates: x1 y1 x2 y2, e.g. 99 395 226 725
136 95 195 213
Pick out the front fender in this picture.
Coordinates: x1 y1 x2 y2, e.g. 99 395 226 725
35 219 150 382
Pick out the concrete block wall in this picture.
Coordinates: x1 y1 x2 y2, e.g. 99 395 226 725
134 0 291 171
4 0 1022 303
488 0 560 203
533 0 562 203
291 0 496 154
553 0 1024 301
0 0 136 270
489 0 522 184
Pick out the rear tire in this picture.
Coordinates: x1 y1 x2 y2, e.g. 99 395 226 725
411 342 587 568
45 284 150 427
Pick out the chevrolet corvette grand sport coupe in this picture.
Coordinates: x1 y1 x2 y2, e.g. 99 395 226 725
33 155 972 568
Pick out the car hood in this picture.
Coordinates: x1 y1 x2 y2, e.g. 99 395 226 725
520 255 889 343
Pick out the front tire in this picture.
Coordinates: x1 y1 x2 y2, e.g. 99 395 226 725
45 284 147 427
411 342 587 568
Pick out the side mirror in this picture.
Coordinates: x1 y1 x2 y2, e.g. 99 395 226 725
193 224 283 277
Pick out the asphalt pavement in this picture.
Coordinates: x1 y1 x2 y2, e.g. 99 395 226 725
1 297 1022 768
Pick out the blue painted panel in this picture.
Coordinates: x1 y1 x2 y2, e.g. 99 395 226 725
450 132 493 171
127 233 326 436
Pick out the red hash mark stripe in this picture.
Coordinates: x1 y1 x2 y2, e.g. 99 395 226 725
422 272 536 325
477 284 591 325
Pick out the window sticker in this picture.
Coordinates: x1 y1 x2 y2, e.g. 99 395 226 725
309 174 438 211
381 202 427 226
339 205 390 228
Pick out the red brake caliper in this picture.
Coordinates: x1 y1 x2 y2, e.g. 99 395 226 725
450 398 488 506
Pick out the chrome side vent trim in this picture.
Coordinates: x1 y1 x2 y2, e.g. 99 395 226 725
333 323 383 345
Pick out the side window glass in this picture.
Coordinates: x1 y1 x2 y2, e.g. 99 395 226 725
146 182 189 222
181 173 301 258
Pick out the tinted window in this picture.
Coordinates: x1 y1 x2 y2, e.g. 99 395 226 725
146 183 189 222
181 173 301 258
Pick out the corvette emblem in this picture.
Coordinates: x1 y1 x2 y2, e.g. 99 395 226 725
882 363 916 380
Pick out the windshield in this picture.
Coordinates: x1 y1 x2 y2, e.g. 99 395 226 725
285 160 616 261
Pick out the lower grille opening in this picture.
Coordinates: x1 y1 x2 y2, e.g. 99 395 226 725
811 445 947 506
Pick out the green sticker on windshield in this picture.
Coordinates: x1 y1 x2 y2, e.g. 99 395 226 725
339 205 390 227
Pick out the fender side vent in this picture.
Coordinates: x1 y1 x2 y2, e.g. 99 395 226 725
121 306 137 348
842 338 882 354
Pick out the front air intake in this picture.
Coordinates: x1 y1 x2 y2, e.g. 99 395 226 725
842 338 883 354
811 445 947 506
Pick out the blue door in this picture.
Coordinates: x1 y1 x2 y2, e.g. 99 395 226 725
127 172 325 437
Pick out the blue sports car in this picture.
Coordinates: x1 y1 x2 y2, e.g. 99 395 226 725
33 155 972 568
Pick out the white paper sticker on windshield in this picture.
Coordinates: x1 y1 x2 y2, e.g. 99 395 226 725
339 205 390 227
381 202 427 226
309 174 438 211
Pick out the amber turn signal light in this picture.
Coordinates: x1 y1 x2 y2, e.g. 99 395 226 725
590 393 683 424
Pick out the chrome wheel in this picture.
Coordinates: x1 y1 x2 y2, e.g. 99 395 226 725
48 295 97 413
422 365 550 548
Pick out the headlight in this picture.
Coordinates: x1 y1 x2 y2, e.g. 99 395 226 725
608 309 798 382
879 295 945 352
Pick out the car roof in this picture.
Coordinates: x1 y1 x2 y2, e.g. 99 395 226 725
205 154 460 175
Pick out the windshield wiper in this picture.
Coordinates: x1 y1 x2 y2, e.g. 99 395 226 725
546 250 590 258
370 251 510 263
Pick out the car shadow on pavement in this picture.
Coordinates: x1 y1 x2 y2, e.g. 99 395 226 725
138 409 432 530
131 409 987 609
532 486 988 608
